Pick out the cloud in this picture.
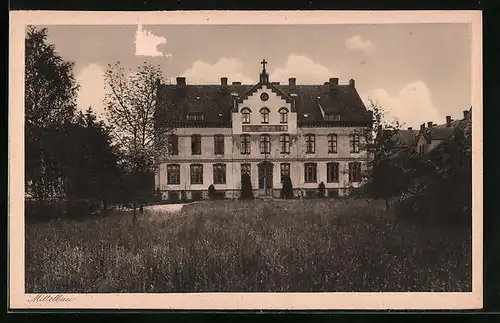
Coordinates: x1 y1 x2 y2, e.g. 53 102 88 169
135 24 167 57
345 35 375 53
76 63 106 117
362 81 443 128
178 58 255 84
269 55 336 84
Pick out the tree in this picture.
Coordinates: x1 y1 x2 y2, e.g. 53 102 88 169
280 174 295 199
239 173 254 200
25 26 79 201
357 100 405 211
63 108 121 214
317 182 326 198
104 61 169 223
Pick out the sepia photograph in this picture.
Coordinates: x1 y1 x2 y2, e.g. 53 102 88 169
9 11 482 310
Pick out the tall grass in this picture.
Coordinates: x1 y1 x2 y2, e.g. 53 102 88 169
25 199 471 293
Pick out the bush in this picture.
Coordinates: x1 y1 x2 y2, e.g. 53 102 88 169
208 184 217 200
280 174 294 199
317 182 326 198
239 173 254 200
65 199 102 219
25 200 66 222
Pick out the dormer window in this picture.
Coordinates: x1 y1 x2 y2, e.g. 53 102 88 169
260 107 270 124
186 112 204 121
241 107 251 124
278 107 289 124
325 114 340 121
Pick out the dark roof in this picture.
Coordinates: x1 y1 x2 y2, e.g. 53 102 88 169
392 129 419 148
156 80 372 127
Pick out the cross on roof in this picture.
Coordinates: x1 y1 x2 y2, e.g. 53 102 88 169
261 59 267 72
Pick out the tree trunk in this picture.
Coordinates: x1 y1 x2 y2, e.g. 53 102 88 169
139 202 144 214
385 198 390 212
102 198 108 216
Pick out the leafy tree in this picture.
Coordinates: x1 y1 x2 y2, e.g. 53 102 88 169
239 173 254 200
317 182 326 198
61 108 121 214
280 174 295 199
104 61 170 223
357 100 405 211
25 26 79 201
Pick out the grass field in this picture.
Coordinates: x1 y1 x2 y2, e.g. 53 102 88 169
25 198 472 293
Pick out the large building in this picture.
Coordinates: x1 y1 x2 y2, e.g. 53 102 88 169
154 60 372 200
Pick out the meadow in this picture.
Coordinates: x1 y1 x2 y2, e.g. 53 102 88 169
25 198 472 293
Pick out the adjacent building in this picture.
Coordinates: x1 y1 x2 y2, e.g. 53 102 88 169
154 60 372 200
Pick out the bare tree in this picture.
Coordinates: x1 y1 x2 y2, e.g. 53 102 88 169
104 61 171 223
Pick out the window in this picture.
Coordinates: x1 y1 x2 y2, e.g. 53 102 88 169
349 162 362 182
328 133 338 153
214 135 225 155
304 163 317 183
350 134 360 153
260 107 270 124
191 134 201 155
186 113 204 121
241 163 251 177
167 135 178 155
191 191 203 201
260 134 271 154
327 162 339 183
279 108 289 124
167 164 180 184
190 164 203 184
213 164 226 184
280 163 290 183
240 134 251 154
325 114 340 121
241 107 251 124
305 134 315 154
279 134 290 154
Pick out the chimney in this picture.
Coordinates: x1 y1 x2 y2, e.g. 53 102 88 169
288 77 296 87
220 77 228 88
463 110 470 119
329 78 339 89
408 127 412 130
446 116 452 127
427 121 433 128
176 77 186 87
420 123 425 130
349 79 355 88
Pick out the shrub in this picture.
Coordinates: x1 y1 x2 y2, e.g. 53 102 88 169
208 184 217 200
239 173 254 200
65 198 102 219
317 182 326 198
25 200 66 222
280 174 294 199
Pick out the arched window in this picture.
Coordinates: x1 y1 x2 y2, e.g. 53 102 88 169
260 107 270 124
241 107 251 124
278 107 289 124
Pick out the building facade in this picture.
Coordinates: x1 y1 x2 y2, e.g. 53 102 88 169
154 61 372 200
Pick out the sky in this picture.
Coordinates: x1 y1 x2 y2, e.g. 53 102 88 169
40 23 472 128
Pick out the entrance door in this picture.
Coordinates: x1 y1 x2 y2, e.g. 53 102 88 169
258 161 273 190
